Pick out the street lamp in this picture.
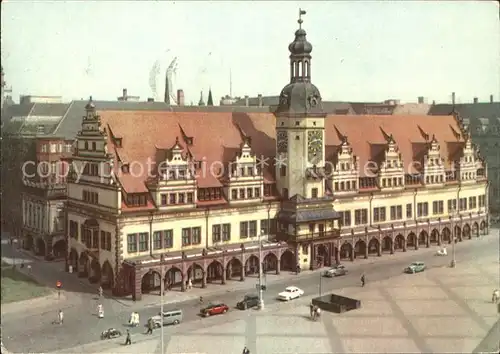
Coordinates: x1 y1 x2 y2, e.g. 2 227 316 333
148 212 154 257
319 271 323 297
258 230 265 310
160 253 165 354
450 209 458 268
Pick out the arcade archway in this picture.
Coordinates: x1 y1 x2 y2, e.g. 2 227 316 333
101 261 114 289
407 233 417 249
142 270 161 293
25 234 34 251
442 227 451 243
69 248 78 272
382 236 392 253
368 238 379 255
280 250 295 272
454 225 462 242
186 263 205 286
78 252 89 276
245 255 259 276
418 231 428 247
316 244 329 267
354 240 366 258
36 238 46 256
89 258 101 283
394 234 405 251
472 222 479 237
207 260 224 283
463 224 471 239
430 229 439 244
165 266 182 290
53 240 66 258
225 258 243 280
340 243 353 261
263 253 278 273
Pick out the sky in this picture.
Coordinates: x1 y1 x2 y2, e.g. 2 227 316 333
1 1 499 105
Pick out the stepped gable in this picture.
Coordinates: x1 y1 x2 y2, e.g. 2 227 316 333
97 110 466 193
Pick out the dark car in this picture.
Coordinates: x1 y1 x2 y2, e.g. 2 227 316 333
200 303 229 317
237 294 259 310
100 328 122 340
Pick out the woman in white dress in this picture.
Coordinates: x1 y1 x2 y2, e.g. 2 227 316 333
97 304 104 318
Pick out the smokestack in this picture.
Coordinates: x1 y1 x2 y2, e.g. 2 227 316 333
490 94 493 103
258 94 263 107
452 92 455 105
177 89 185 106
123 88 127 99
244 95 249 107
164 72 170 104
417 96 424 104
432 100 436 105
473 97 478 104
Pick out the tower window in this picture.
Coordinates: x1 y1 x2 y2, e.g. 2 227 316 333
296 121 300 126
295 136 300 140
313 121 316 126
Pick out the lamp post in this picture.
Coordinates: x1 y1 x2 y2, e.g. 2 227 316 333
319 272 323 297
160 253 164 354
450 210 457 268
258 230 265 310
148 212 153 257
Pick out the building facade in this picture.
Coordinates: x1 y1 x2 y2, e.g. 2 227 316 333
22 138 73 258
65 16 489 300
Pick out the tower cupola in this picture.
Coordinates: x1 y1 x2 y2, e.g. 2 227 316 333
275 9 325 118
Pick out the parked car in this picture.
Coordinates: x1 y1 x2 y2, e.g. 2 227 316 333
404 261 426 274
200 303 229 317
277 286 304 301
150 309 183 327
323 264 348 277
237 294 260 310
100 328 122 340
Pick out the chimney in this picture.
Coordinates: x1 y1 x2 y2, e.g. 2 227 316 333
164 72 170 104
123 88 128 99
417 96 424 104
432 100 436 105
244 95 249 107
473 97 478 104
147 98 154 102
490 94 494 103
257 94 263 107
177 89 185 106
452 92 455 105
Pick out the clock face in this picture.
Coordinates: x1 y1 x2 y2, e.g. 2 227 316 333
277 130 288 153
308 130 323 163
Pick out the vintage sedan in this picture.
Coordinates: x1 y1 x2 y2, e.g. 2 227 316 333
200 303 229 317
100 328 122 340
277 286 304 301
404 261 426 274
323 264 348 277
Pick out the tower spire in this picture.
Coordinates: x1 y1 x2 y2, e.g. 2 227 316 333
298 8 306 29
198 91 205 106
207 87 214 106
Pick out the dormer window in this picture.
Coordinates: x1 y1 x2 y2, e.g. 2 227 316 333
115 138 122 147
122 164 129 173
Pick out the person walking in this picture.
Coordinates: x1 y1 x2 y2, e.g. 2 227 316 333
58 310 64 325
242 346 250 354
361 273 365 287
146 319 153 335
124 330 132 345
98 286 103 298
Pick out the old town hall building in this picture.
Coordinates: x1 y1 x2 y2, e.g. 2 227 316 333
65 15 489 300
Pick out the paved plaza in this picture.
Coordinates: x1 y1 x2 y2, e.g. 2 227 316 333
56 248 499 354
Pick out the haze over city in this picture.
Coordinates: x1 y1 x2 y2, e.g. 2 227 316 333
1 1 499 104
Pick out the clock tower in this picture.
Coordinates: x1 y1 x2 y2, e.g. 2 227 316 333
275 10 327 200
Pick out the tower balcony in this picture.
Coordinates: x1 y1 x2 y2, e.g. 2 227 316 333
276 229 340 243
305 166 327 180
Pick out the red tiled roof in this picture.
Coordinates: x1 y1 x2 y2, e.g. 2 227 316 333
98 111 465 193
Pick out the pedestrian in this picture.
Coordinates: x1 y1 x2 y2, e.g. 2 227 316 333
242 346 250 354
146 319 153 335
58 310 64 325
124 330 131 345
361 273 365 287
187 278 193 290
98 286 103 298
309 303 314 318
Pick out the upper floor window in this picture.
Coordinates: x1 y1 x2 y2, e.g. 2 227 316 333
417 202 428 217
373 207 386 223
354 209 368 225
82 190 99 204
198 188 222 201
126 194 147 207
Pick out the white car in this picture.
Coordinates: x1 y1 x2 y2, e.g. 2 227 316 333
277 286 304 301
